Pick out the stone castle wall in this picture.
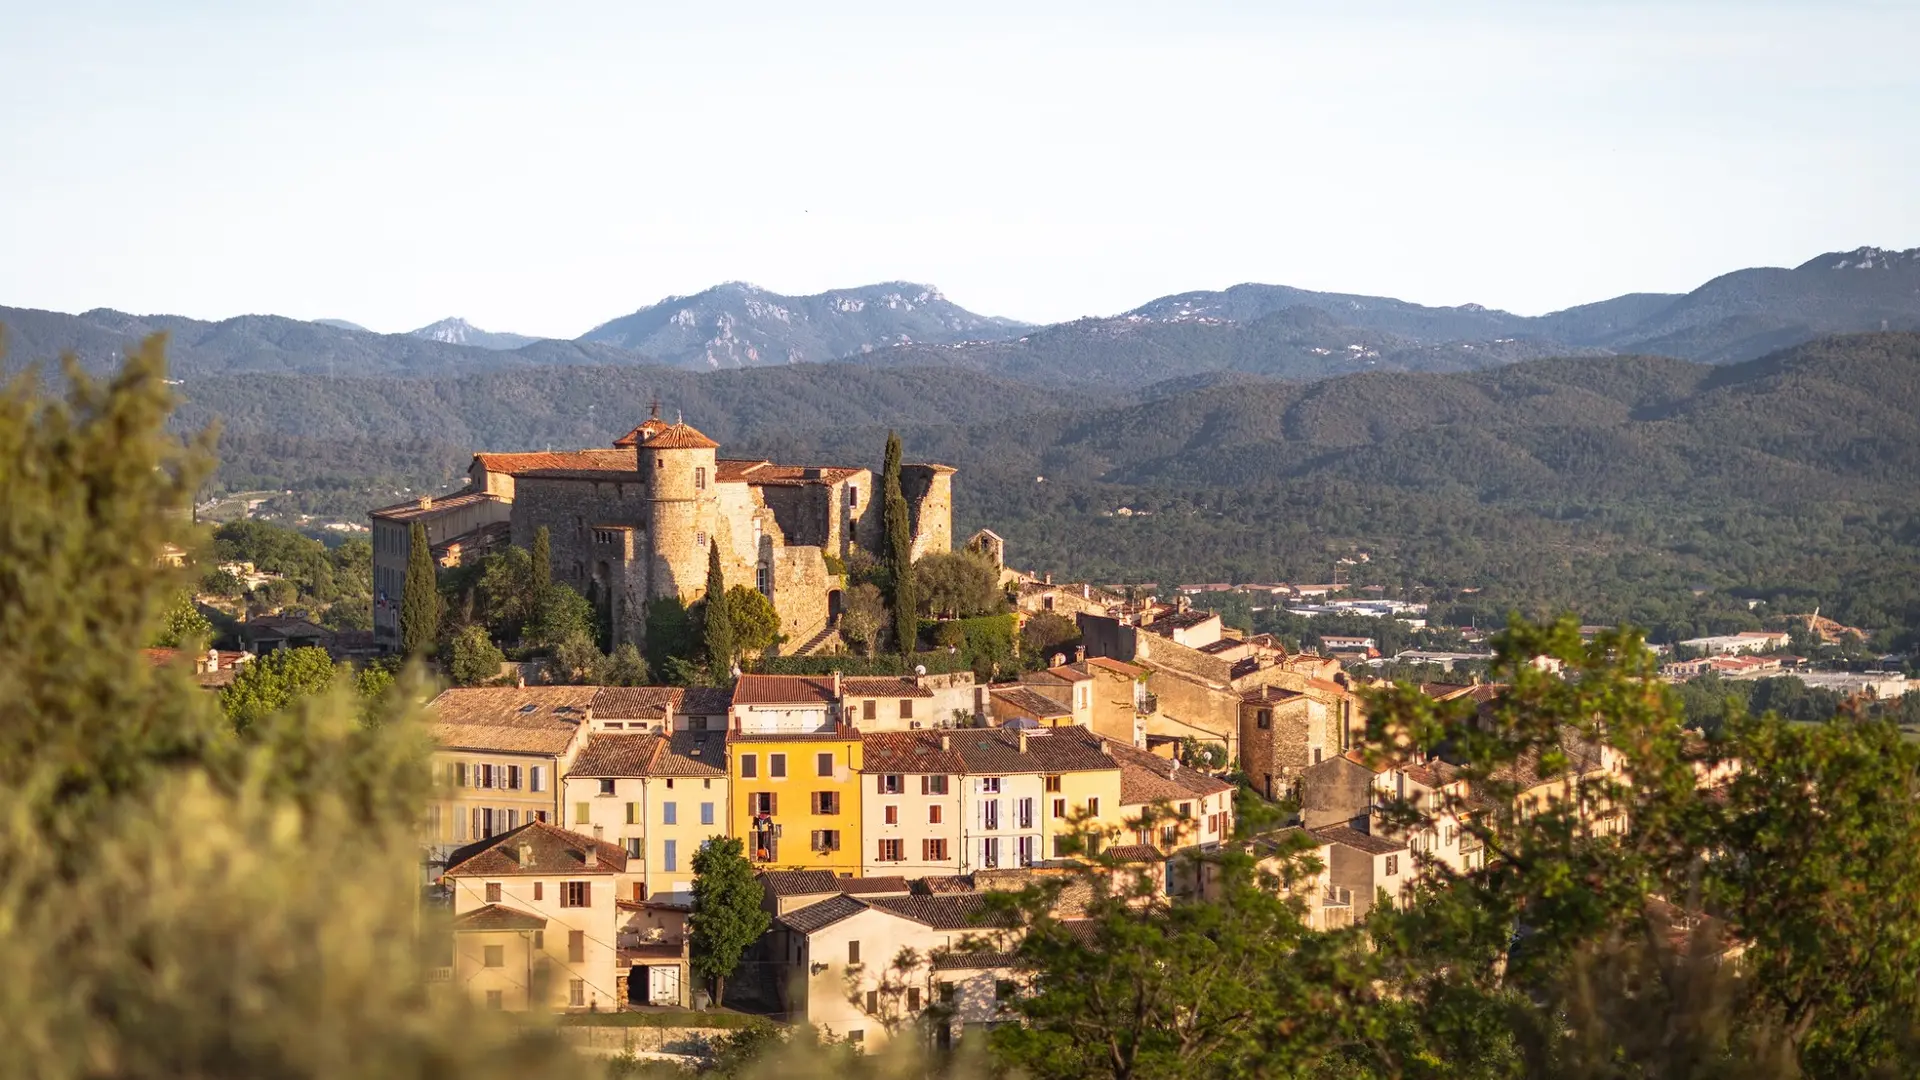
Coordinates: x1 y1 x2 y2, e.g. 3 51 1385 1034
900 466 954 560
770 545 832 646
510 475 653 598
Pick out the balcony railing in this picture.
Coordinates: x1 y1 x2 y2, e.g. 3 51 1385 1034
1137 694 1158 715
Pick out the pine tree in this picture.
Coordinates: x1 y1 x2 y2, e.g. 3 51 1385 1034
530 525 551 589
702 540 735 678
881 431 917 654
689 836 769 1007
400 520 440 658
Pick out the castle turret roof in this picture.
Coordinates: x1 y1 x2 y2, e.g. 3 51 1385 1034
636 422 719 450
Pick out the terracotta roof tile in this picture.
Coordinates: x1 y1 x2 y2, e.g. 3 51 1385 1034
612 418 672 448
777 895 868 934
567 734 663 776
732 674 837 706
759 869 843 896
860 730 966 774
430 686 594 755
1083 657 1147 678
590 687 683 719
1311 825 1407 856
841 677 935 699
951 725 1117 775
472 449 637 475
370 489 505 522
443 821 628 878
838 876 913 896
635 422 720 450
680 687 737 715
990 686 1073 719
1102 738 1235 804
868 894 1010 930
451 903 548 932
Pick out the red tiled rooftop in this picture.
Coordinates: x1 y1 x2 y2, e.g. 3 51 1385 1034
732 674 838 706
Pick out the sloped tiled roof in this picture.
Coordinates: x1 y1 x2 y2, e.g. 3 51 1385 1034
1103 738 1235 805
838 876 913 896
777 894 869 934
636 422 720 450
1311 825 1407 856
612 418 673 448
931 950 1024 971
591 686 683 719
733 674 837 706
680 686 737 715
655 732 728 775
841 677 934 698
868 893 1009 930
569 734 664 776
370 489 504 521
860 730 965 774
1241 685 1306 704
1101 843 1165 863
451 903 548 932
759 869 842 897
990 686 1073 719
472 449 637 475
1083 657 1147 678
430 686 595 756
443 822 628 878
951 725 1117 776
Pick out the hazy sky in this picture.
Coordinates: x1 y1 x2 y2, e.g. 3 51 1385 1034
2 1 1916 336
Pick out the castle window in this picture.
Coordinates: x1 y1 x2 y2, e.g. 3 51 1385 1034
756 564 770 595
847 485 859 509
695 467 706 490
696 531 707 551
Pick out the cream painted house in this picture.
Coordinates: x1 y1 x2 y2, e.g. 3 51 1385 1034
426 686 595 874
951 727 1121 871
841 677 939 732
562 731 728 905
441 821 631 1012
769 893 1018 1046
859 731 966 877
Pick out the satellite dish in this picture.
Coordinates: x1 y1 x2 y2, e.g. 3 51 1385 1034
915 665 927 676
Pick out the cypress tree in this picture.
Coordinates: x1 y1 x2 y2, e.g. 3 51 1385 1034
881 431 917 654
401 520 441 658
530 525 552 589
702 540 735 678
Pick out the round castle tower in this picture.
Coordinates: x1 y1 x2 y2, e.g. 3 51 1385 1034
638 420 721 605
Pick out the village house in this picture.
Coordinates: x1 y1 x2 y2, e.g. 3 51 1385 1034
755 869 914 918
617 899 693 1007
1309 824 1414 920
727 675 865 875
367 491 513 649
987 685 1075 728
859 731 967 878
1213 827 1352 931
1676 630 1792 656
584 685 735 735
950 726 1123 871
426 686 596 873
440 821 631 1012
841 676 938 732
561 731 728 905
1020 656 1151 746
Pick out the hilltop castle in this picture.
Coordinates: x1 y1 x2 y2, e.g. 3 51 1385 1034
370 409 954 652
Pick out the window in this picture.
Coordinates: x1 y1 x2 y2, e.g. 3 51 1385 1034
749 791 776 815
485 882 502 903
812 791 841 815
1086 797 1101 818
982 837 1000 868
884 804 898 825
574 802 590 826
633 882 647 901
812 829 842 851
1053 836 1070 858
996 979 1017 1001
907 986 921 1012
700 802 715 825
863 700 877 721
663 839 678 871
561 881 591 908
1257 709 1272 730
899 699 913 719
848 485 859 508
877 839 903 862
598 778 616 796
1178 802 1192 819
756 563 770 594
923 838 948 861
848 940 861 965
695 467 706 490
982 800 1000 830
1161 824 1178 847
530 766 545 792
939 981 955 1003
1044 775 1062 793
508 765 523 790
1018 835 1036 866
569 979 586 1007
695 531 706 550
483 945 504 968
1385 854 1399 876
688 716 709 732
568 930 586 963
817 752 834 777
533 882 543 901
626 837 643 859
740 754 757 779
662 802 677 825
625 802 638 825
1017 798 1034 829
848 1029 865 1044
922 775 948 795
877 773 902 794
979 777 1001 794
770 753 787 778
928 804 943 824
486 990 504 1010
535 810 548 823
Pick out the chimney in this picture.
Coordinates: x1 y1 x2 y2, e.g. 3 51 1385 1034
517 842 534 868
832 670 843 701
940 733 951 752
1044 572 1053 585
1082 584 1091 600
1075 645 1086 663
1018 730 1029 753
584 845 599 869
206 647 220 673
418 496 432 511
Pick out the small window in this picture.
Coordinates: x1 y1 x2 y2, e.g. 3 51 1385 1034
923 774 949 796
813 791 840 815
848 1029 865 1044
1385 854 1400 876
483 945 504 968
569 931 586 963
533 929 544 950
980 776 1001 794
740 754 757 779
848 485 859 508
569 979 586 1007
877 838 903 862
817 752 834 777
899 699 913 719
877 774 902 794
533 882 543 901
923 837 948 861
863 700 877 721
485 882 502 903
626 802 638 825
701 801 715 825
695 467 706 490
770 753 786 778
884 804 898 825
1257 709 1272 730
928 804 943 825
664 839 678 871
530 766 545 792
562 881 591 908
662 802 677 825
1313 747 1323 765
996 979 1017 1001
1044 775 1062 793
1052 798 1066 819
849 940 861 965
908 986 921 1012
598 778 616 796
1087 797 1101 817
695 531 706 550
575 802 590 826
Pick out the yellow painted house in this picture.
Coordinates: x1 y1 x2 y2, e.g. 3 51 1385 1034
728 675 865 876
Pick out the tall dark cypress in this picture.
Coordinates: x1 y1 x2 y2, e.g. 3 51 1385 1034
401 520 441 658
881 431 917 654
531 525 552 588
702 540 735 678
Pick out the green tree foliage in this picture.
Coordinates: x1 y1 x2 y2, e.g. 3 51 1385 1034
220 646 343 733
445 624 505 686
527 582 594 651
881 431 917 654
1019 611 1080 660
725 585 781 662
602 642 650 687
209 518 372 627
837 583 887 657
689 836 770 1007
0 334 572 1079
530 524 551 589
914 550 1003 619
151 591 214 648
469 545 537 643
198 567 243 598
644 596 698 685
548 633 607 685
702 541 735 675
400 520 440 658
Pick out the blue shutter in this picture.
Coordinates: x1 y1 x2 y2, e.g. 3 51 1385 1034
700 802 715 825
663 839 678 872
663 802 677 825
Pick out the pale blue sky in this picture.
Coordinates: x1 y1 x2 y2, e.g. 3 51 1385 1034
2 1 1915 337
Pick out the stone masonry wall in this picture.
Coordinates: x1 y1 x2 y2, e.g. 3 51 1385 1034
510 476 652 597
771 546 831 647
900 465 954 560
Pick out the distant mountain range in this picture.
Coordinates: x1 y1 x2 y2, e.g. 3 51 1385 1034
4 246 1917 385
577 281 1030 368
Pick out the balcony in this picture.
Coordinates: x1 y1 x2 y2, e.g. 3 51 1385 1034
1319 886 1354 932
749 817 781 863
1137 694 1158 716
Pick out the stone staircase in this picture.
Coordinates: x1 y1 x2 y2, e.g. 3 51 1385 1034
790 624 845 657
